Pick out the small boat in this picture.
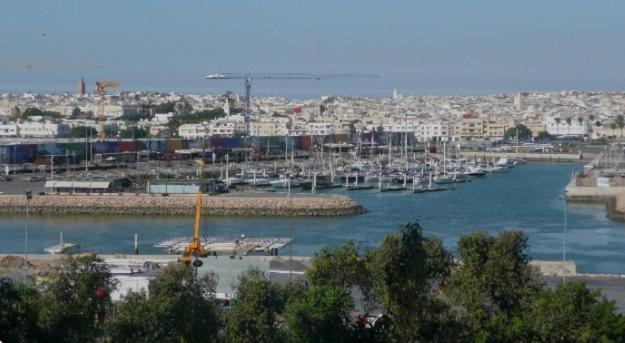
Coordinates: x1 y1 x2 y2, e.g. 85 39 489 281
345 185 375 191
464 166 486 177
44 232 79 255
413 187 447 193
379 185 406 192
487 166 508 173
433 175 455 184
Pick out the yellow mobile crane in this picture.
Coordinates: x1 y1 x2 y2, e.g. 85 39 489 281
95 81 119 140
182 160 208 265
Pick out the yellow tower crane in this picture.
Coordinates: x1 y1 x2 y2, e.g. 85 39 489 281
95 81 119 140
182 160 208 265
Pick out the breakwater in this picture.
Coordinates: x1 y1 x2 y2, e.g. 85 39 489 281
0 193 366 217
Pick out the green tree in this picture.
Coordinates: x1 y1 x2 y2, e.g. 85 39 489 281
38 254 117 343
286 285 354 343
120 112 150 122
0 278 43 342
616 115 624 138
71 107 81 118
365 223 463 342
154 102 176 114
22 107 42 119
112 265 220 342
178 108 226 124
105 291 155 343
307 241 373 308
504 124 532 140
120 127 148 139
529 280 625 342
227 269 286 343
70 126 97 138
536 131 555 141
447 231 543 341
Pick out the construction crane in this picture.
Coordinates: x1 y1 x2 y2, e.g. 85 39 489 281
0 59 104 70
182 160 208 266
95 81 119 140
205 72 379 137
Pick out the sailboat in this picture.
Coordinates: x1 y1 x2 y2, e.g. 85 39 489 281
44 232 79 255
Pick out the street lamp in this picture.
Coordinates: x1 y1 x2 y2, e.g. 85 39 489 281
287 172 293 281
560 190 568 282
24 189 32 282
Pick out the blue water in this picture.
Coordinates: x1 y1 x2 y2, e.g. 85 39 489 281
1 163 625 274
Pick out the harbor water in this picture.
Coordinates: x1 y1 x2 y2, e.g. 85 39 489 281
1 163 624 274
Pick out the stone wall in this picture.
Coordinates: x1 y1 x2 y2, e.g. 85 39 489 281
0 194 366 217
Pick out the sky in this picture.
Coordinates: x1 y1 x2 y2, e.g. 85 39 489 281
2 0 625 98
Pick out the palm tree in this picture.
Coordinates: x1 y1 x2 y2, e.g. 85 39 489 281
616 115 625 139
565 117 572 135
610 123 617 138
554 117 561 136
577 116 585 140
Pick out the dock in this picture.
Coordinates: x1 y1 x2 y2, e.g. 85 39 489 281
154 236 292 256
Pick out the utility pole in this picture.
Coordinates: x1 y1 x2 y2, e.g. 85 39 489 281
24 189 32 282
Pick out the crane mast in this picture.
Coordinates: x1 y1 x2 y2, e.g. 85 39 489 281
205 72 379 162
182 161 207 265
95 81 119 141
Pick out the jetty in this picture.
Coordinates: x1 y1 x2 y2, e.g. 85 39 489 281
0 192 366 217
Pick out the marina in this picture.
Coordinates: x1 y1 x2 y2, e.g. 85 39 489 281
4 162 625 274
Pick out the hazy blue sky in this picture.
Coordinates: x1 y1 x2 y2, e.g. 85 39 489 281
2 0 625 97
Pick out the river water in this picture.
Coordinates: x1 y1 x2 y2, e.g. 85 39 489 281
1 163 624 274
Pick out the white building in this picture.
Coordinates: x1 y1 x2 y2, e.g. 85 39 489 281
0 123 18 137
415 122 447 142
248 117 289 137
17 122 70 138
179 123 210 139
546 117 588 136
307 122 332 136
209 115 246 136
153 112 175 124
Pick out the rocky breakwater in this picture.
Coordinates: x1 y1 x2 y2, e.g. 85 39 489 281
0 193 366 217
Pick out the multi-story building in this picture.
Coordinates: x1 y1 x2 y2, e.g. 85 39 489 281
454 114 484 140
178 123 209 139
17 122 70 138
307 122 332 136
545 117 588 137
0 124 18 137
249 117 289 136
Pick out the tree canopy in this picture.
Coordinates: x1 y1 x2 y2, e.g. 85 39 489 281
2 224 625 343
504 124 532 140
119 127 148 139
70 126 97 138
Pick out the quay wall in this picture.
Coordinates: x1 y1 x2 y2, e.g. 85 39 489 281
463 151 587 162
565 179 625 222
0 193 366 217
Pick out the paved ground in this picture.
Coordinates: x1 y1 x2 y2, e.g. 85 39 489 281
0 179 45 195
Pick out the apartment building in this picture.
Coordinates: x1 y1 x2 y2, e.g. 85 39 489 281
545 117 588 136
454 114 484 140
0 124 18 137
17 122 70 138
179 123 209 139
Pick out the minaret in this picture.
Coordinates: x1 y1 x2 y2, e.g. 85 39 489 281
224 97 231 115
78 78 86 96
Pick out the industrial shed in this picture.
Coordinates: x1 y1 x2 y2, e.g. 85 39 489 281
44 180 112 194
